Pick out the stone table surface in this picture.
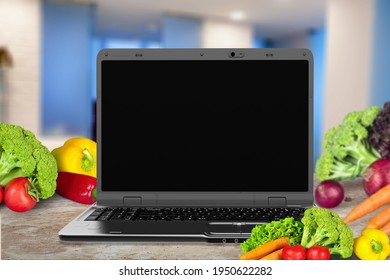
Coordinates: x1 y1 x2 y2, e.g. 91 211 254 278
1 178 389 260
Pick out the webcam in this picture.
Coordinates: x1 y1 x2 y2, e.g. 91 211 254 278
229 51 244 58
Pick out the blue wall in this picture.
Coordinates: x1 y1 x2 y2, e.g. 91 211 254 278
41 6 325 150
42 1 94 138
309 29 326 164
370 0 390 107
162 15 202 47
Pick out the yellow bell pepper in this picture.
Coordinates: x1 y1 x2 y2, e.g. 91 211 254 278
353 228 390 260
51 137 96 178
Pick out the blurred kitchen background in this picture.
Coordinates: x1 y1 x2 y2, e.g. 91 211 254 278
0 0 389 163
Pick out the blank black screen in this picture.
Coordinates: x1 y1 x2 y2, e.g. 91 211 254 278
101 60 309 192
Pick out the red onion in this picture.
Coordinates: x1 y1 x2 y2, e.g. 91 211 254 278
314 180 345 208
362 158 390 196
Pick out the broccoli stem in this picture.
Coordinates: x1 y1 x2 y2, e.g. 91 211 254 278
300 235 315 248
328 159 362 180
346 139 380 169
0 153 17 177
0 168 27 186
0 152 26 186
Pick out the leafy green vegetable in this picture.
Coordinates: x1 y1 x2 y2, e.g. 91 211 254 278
300 207 354 259
315 105 382 181
368 101 390 159
0 122 58 199
240 217 304 253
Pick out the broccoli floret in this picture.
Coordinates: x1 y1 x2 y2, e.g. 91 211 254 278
327 218 354 258
315 106 381 181
0 122 58 199
361 105 382 127
301 208 339 248
315 149 362 181
300 207 354 259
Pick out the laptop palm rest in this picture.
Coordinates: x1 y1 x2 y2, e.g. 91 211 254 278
100 221 207 234
98 221 256 235
206 222 261 234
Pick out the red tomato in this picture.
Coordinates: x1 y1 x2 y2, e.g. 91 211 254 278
0 186 3 204
4 177 37 212
307 246 331 260
282 245 307 260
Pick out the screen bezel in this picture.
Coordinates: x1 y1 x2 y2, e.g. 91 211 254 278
96 48 314 207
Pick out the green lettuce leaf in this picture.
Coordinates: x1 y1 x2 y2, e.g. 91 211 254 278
240 217 304 253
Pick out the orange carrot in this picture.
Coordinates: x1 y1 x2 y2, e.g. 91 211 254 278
380 220 390 235
240 237 289 260
343 184 390 223
365 205 390 229
259 248 284 260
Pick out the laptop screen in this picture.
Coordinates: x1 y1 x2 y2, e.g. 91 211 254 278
98 49 311 194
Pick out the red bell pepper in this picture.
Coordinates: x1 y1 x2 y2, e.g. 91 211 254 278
56 171 96 204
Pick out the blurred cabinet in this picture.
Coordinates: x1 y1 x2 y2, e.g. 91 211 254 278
0 47 12 123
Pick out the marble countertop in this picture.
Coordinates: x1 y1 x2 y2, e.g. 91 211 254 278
1 178 389 260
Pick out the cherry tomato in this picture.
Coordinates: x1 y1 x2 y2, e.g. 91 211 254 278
307 246 331 260
282 245 307 260
0 187 3 204
4 177 37 212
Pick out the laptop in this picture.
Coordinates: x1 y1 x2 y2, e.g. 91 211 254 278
59 48 314 243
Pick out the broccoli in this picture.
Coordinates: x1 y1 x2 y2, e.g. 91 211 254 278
315 106 382 181
300 207 354 258
0 122 58 199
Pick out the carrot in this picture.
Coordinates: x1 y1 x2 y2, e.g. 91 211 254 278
380 220 390 235
343 184 390 223
240 237 289 260
259 248 284 260
365 205 390 229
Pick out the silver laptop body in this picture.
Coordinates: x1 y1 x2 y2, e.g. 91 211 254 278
59 48 314 242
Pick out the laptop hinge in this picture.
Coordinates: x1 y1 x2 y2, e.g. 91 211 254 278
267 197 287 206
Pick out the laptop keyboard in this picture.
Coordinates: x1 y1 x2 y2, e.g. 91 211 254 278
84 207 306 222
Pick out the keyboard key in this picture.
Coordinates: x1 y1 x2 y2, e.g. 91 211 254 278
84 207 307 222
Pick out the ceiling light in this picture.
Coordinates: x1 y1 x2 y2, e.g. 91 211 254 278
230 11 245 21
